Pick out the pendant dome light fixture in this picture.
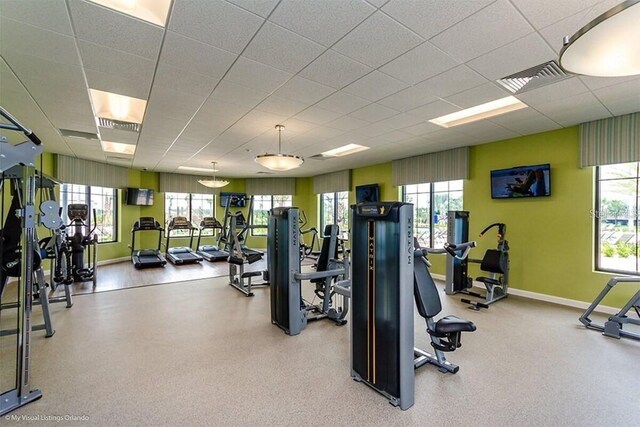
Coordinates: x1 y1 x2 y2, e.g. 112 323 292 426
198 161 229 188
559 0 640 77
254 124 304 171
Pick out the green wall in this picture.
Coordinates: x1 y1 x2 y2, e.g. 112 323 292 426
27 124 639 307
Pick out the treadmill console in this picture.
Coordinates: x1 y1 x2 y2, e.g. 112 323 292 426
136 217 161 230
201 217 222 228
169 216 194 230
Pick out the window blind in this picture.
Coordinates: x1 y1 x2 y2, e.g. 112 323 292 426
245 178 295 195
313 169 351 194
159 172 222 194
392 147 469 186
56 155 128 188
580 112 640 167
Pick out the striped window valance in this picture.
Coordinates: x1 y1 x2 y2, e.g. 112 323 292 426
580 112 640 167
245 178 295 195
56 155 128 188
159 172 222 194
392 147 469 186
313 169 351 194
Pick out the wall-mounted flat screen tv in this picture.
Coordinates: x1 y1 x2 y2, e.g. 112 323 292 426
125 188 154 206
220 192 247 208
355 184 380 203
490 164 551 199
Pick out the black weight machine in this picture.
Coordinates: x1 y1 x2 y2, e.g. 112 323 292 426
0 106 45 415
349 202 476 410
131 217 167 268
299 210 319 261
165 216 203 265
219 195 264 259
445 211 509 310
579 277 640 341
66 203 98 286
196 217 228 262
268 207 350 335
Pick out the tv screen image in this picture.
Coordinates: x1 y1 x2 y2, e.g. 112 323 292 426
355 184 380 203
220 192 247 207
126 188 154 206
490 164 550 199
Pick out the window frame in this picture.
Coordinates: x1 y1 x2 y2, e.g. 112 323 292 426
402 180 464 248
320 191 349 239
60 184 118 244
594 164 640 275
164 192 216 237
251 195 293 236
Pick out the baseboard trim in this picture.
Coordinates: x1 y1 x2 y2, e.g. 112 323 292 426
431 273 619 316
97 257 130 266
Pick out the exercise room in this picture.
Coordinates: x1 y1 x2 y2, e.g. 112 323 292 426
1 0 639 425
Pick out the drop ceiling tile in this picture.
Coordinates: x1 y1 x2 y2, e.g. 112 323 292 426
154 63 220 97
416 65 489 99
199 98 251 123
400 121 442 136
255 95 310 117
509 0 606 30
168 0 264 54
315 91 370 115
516 77 588 106
455 121 520 142
68 0 164 60
293 107 343 125
269 0 374 47
377 129 413 143
326 116 371 132
271 76 336 105
225 0 279 17
349 103 399 122
299 50 373 89
332 11 423 68
224 57 293 93
365 0 390 7
381 0 493 39
78 40 156 82
160 31 237 78
85 69 152 100
279 118 317 137
379 41 460 85
466 32 558 81
444 83 510 109
377 85 438 112
302 126 346 141
342 71 408 102
3 52 87 93
0 18 79 66
406 100 460 121
376 113 425 130
211 80 269 109
146 87 207 123
594 78 640 117
579 74 640 91
0 0 73 35
430 0 534 62
533 92 611 127
353 122 395 137
489 109 562 135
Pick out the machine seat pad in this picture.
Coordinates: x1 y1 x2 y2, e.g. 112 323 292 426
241 271 262 278
476 276 501 286
433 316 476 334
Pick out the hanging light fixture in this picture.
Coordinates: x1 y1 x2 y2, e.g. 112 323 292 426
255 124 304 171
198 161 229 188
559 0 640 77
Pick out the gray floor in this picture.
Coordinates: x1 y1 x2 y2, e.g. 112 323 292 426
4 276 639 426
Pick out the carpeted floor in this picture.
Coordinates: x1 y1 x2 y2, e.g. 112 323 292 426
2 276 639 426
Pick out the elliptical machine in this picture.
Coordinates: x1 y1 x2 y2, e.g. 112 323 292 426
66 204 98 286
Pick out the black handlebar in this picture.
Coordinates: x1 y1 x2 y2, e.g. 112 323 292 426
479 222 506 237
0 107 41 145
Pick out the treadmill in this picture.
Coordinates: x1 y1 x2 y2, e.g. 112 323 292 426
165 216 203 265
196 217 228 262
131 217 167 268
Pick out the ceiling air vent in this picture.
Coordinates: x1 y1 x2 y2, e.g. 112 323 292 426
497 60 570 94
97 117 140 132
59 129 99 140
309 154 330 160
256 171 275 175
106 156 133 164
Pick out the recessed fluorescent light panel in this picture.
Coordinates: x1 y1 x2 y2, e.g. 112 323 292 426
178 166 219 173
89 89 147 124
101 140 136 155
88 0 172 27
321 144 370 157
429 96 528 128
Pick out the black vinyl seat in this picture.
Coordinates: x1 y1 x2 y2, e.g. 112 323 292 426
433 315 477 335
476 249 507 287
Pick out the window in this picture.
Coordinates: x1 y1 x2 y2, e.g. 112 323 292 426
251 195 293 236
60 184 118 243
320 191 349 238
596 162 639 274
164 192 215 236
403 180 463 248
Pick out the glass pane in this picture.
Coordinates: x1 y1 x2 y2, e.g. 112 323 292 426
405 184 417 193
598 178 638 273
165 192 190 237
415 192 431 248
336 191 349 238
449 180 463 191
252 195 270 236
321 193 335 230
191 193 215 235
600 162 638 180
417 183 430 193
433 181 448 192
90 186 117 243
